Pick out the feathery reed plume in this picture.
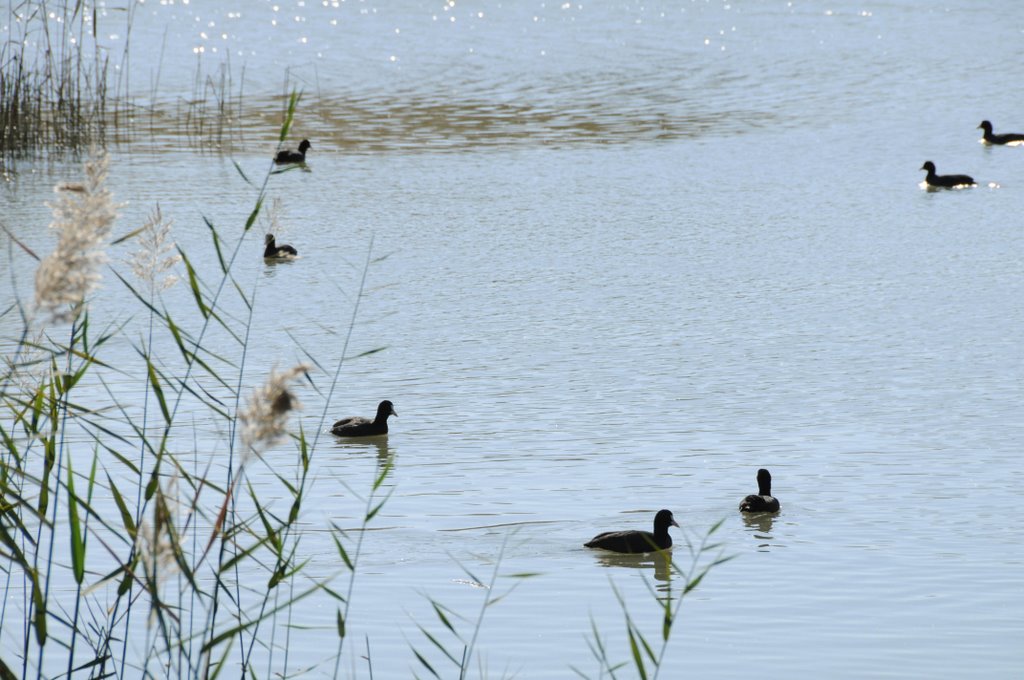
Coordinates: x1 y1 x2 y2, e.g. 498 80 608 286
33 151 118 323
129 204 180 292
133 475 181 627
260 196 284 236
239 364 311 454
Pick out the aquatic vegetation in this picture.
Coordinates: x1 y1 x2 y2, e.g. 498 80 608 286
127 204 181 293
0 2 115 156
574 521 733 680
0 101 384 676
409 533 538 680
0 1 248 159
33 151 118 323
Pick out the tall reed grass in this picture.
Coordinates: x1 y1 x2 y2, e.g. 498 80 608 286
1 1 252 159
1 1 115 155
0 95 375 677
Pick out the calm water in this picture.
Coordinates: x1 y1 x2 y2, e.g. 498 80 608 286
2 1 1023 678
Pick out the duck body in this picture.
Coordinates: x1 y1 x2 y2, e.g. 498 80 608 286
584 509 678 553
274 139 312 164
739 468 781 513
331 400 396 437
920 161 975 189
979 120 1024 146
264 234 298 259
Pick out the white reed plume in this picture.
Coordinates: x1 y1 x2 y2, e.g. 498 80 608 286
129 204 180 293
239 364 311 454
260 196 284 236
132 474 181 627
33 151 118 324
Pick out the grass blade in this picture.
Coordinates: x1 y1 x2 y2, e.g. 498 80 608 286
66 455 85 584
146 359 171 424
626 627 647 680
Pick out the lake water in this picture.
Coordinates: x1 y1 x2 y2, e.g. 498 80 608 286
2 1 1022 678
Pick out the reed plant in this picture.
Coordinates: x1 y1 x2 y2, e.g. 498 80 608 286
1 0 252 159
0 94 384 677
573 521 734 680
0 1 117 156
409 532 538 680
180 55 246 152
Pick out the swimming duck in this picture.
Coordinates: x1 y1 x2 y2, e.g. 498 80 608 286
920 161 975 189
331 400 396 437
739 468 780 513
584 509 679 553
978 120 1024 146
264 234 298 259
274 139 311 164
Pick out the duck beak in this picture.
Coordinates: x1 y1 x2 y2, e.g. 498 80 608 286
671 518 680 528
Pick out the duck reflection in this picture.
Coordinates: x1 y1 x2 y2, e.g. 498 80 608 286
591 550 674 586
741 512 775 551
331 435 394 473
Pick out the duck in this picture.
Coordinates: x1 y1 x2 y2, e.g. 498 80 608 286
920 161 975 189
274 139 311 164
264 234 298 259
584 509 679 553
331 400 396 437
739 468 780 513
978 120 1024 146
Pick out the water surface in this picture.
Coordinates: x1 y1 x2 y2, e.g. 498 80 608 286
2 1 1022 678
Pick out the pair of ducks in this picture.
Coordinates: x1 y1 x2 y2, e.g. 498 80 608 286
263 139 312 259
921 120 1024 189
584 469 780 554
